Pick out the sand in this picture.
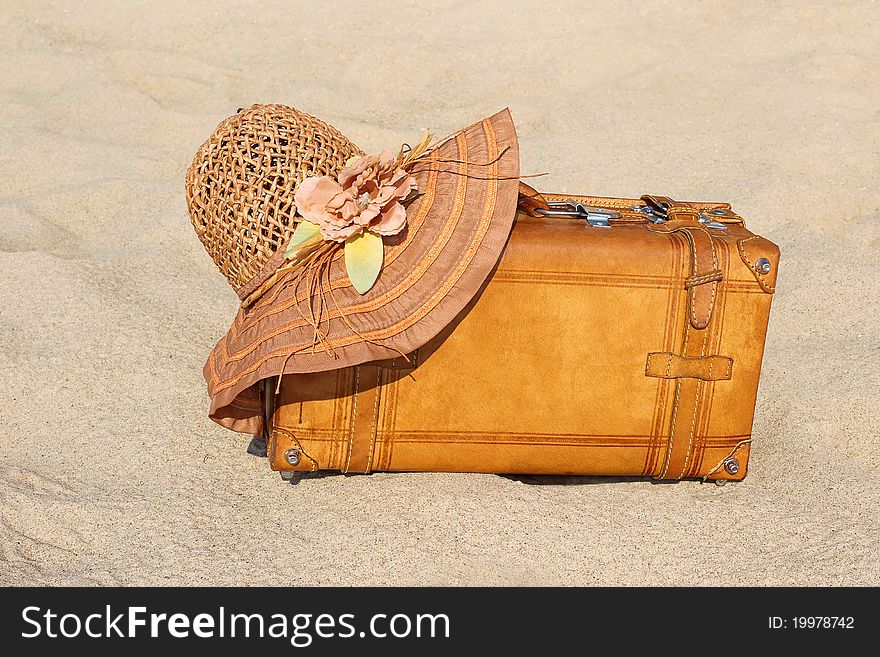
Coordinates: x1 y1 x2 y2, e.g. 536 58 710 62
1 0 877 586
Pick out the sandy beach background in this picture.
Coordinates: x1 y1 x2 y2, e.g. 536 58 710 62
1 0 877 585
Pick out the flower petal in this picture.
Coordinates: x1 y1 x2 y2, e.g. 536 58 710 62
370 202 407 236
338 154 376 188
340 199 361 222
324 223 362 242
294 176 342 223
355 206 380 226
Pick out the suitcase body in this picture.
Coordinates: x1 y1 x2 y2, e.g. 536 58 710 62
266 193 779 481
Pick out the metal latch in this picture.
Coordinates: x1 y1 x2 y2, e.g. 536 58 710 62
535 201 619 227
632 202 668 224
633 197 729 231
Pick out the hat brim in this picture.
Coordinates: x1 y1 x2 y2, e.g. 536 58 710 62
205 108 520 433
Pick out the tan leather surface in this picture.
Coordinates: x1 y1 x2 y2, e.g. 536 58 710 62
268 194 779 480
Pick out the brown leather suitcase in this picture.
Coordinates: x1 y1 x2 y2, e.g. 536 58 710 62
265 193 779 482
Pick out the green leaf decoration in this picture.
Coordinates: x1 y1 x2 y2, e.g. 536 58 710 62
285 220 322 260
344 231 383 295
345 155 362 168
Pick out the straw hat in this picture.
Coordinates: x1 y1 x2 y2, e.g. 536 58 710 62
187 104 520 433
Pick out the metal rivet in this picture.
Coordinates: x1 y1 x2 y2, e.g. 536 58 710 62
755 257 772 274
285 448 301 466
723 457 740 475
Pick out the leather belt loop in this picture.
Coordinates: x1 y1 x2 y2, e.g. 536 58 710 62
342 365 382 474
674 224 720 330
645 352 733 381
643 196 722 330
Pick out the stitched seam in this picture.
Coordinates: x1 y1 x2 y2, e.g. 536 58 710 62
378 373 394 471
689 270 723 283
660 380 682 478
703 228 719 323
645 354 731 381
686 233 698 327
379 367 394 470
273 427 319 472
702 438 752 481
646 234 683 475
384 374 399 470
365 369 382 474
678 322 711 479
344 366 360 474
679 226 720 327
685 270 723 287
683 229 699 327
329 368 343 470
706 245 719 322
679 381 703 479
659 322 690 479
737 235 776 293
297 431 749 441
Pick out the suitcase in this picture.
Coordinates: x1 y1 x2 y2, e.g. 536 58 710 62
264 192 779 481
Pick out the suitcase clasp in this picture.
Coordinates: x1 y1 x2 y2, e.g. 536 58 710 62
535 201 618 227
637 195 729 230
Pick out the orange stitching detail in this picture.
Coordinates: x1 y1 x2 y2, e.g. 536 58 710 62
659 320 690 479
273 427 319 472
678 319 711 479
737 235 776 293
684 270 723 287
344 366 360 474
365 368 382 474
702 439 752 481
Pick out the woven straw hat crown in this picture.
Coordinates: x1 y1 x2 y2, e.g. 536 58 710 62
185 104 363 296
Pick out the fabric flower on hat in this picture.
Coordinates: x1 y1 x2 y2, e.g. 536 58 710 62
286 151 418 294
294 151 416 242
